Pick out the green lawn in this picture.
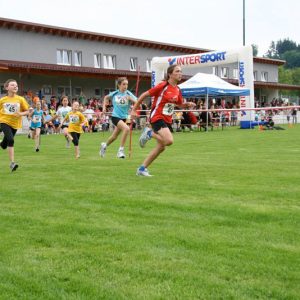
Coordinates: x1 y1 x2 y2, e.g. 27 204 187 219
0 125 299 299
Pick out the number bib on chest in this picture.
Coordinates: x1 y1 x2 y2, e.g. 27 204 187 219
3 103 20 114
162 103 175 116
69 115 79 124
33 115 41 122
115 96 128 106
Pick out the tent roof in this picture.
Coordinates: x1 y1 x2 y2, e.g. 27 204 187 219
179 73 250 97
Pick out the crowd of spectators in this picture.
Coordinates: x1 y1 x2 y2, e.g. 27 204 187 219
20 90 299 135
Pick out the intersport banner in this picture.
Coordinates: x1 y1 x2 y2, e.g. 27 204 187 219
151 46 254 124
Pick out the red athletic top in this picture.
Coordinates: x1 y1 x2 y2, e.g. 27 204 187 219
149 82 183 124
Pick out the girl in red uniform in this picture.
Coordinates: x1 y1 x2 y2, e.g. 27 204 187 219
131 65 195 176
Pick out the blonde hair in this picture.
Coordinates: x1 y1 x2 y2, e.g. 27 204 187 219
4 79 17 89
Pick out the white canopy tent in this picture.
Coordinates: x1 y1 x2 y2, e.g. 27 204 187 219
178 73 250 129
179 73 250 97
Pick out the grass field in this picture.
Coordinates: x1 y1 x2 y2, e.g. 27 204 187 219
0 125 299 299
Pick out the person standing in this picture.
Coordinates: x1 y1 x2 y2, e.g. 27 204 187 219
99 77 137 159
291 105 298 124
131 64 196 176
59 101 85 159
0 79 31 171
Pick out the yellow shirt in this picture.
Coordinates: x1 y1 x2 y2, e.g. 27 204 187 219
0 95 29 129
66 111 85 133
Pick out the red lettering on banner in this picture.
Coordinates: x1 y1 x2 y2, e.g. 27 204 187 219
240 98 246 108
176 55 201 65
177 57 185 65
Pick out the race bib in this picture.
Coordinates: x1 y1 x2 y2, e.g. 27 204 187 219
162 103 175 116
33 115 41 122
3 103 20 114
115 96 128 106
69 115 79 124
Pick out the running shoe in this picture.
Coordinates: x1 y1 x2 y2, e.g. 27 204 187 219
136 167 152 177
66 139 70 148
10 162 18 172
139 127 152 148
99 142 107 157
117 149 125 159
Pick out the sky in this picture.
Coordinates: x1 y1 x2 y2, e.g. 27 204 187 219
0 0 299 56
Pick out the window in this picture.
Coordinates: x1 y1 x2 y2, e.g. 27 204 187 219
94 54 101 68
43 85 52 95
104 88 115 95
103 55 116 69
57 86 71 96
233 68 238 79
74 51 82 66
57 49 72 65
212 66 218 75
253 71 258 81
146 59 152 72
130 57 138 71
221 67 228 78
74 87 82 96
0 84 5 95
261 71 268 82
95 88 101 96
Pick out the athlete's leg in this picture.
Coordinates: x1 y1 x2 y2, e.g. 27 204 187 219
142 127 173 168
116 120 130 147
106 126 121 146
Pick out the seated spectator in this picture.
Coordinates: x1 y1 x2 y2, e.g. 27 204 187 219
181 111 198 132
199 111 212 131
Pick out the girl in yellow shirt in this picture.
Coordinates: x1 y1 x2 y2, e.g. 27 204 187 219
0 79 31 171
59 101 85 159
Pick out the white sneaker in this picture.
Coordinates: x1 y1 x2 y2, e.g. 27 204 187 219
136 167 152 177
99 142 107 157
66 139 70 148
117 149 125 159
139 127 152 148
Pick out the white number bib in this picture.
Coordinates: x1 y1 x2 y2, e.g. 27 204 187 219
69 115 79 124
162 103 175 116
3 103 20 114
33 115 41 122
115 96 128 106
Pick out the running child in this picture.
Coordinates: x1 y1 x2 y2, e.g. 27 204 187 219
51 96 72 147
0 79 32 171
59 101 85 159
99 77 137 159
131 65 196 176
28 100 44 152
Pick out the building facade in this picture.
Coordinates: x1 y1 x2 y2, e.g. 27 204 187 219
0 17 299 105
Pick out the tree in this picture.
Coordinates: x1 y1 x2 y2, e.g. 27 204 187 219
251 44 258 57
282 50 300 68
264 38 300 69
278 66 293 84
276 38 298 57
278 66 300 97
264 41 279 59
291 68 300 85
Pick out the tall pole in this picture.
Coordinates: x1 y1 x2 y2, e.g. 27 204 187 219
243 0 245 46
